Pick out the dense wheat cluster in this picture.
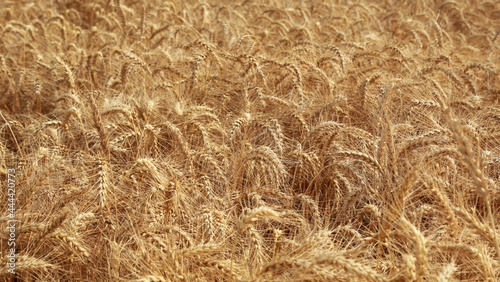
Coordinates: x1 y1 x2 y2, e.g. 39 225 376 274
0 0 499 280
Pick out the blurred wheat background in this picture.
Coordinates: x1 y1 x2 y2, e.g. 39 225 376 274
0 0 499 281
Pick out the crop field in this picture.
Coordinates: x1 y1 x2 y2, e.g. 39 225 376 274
0 0 499 281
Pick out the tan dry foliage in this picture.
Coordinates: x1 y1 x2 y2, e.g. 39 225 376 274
0 0 499 281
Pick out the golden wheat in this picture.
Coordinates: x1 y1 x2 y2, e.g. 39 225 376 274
0 0 499 280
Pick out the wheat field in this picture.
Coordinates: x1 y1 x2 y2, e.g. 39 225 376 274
0 0 499 281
